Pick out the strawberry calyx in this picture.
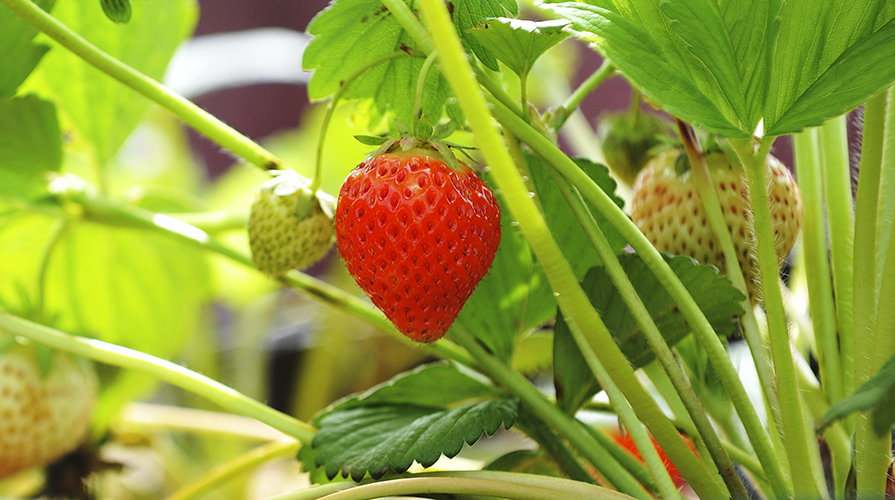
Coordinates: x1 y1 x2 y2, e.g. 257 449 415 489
362 136 474 173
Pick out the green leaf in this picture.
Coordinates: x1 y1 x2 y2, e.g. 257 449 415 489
766 10 895 135
100 0 132 23
543 0 895 138
821 352 895 435
0 0 53 97
306 362 517 481
0 96 62 201
529 155 626 279
553 254 744 414
542 1 747 138
42 220 211 359
302 0 517 127
451 183 555 362
467 18 569 78
25 0 197 165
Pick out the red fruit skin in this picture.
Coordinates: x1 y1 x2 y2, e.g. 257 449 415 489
611 430 688 489
335 152 501 342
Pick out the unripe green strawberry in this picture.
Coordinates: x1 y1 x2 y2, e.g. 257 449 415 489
598 109 671 186
0 341 98 478
335 147 501 343
248 170 336 277
631 148 802 300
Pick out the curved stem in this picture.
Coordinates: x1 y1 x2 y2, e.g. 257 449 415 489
313 477 592 500
34 217 70 321
553 59 615 131
311 50 410 193
264 482 358 500
116 403 290 442
730 137 820 500
0 0 289 173
416 470 639 500
166 440 299 500
411 51 439 136
490 96 792 500
0 311 317 444
417 2 723 497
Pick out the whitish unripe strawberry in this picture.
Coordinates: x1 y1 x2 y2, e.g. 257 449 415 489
631 148 802 300
249 170 336 277
0 341 98 478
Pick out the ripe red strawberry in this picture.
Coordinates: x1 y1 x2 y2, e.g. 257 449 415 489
248 170 336 278
0 342 97 478
631 148 802 300
334 148 501 342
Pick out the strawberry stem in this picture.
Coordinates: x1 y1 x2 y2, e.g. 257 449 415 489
411 51 439 138
552 59 615 132
0 0 292 175
730 136 822 500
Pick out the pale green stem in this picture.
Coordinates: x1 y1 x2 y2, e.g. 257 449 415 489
792 348 850 498
519 70 530 122
115 403 290 442
311 50 410 194
265 483 358 500
730 137 820 499
793 128 843 405
0 0 289 173
380 0 435 54
450 327 654 500
552 59 615 131
676 120 785 455
550 168 744 499
311 477 593 500
0 311 317 444
416 471 640 500
820 115 856 404
490 96 791 500
855 89 895 500
166 440 300 500
417 3 724 497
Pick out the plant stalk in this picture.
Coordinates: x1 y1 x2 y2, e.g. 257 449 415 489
0 0 289 173
730 137 820 500
819 115 856 405
553 59 615 131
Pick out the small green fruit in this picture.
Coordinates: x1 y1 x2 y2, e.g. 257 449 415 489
248 171 336 277
598 109 671 186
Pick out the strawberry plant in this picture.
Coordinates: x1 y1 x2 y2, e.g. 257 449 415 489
1 0 895 499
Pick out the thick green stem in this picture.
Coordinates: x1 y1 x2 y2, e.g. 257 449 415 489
166 440 299 500
855 89 895 500
490 96 791 500
793 129 843 406
418 3 724 497
819 115 856 404
411 51 439 136
417 471 640 500
0 311 316 444
730 137 820 500
550 168 745 499
450 328 653 500
0 0 289 173
310 477 596 500
677 120 784 447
